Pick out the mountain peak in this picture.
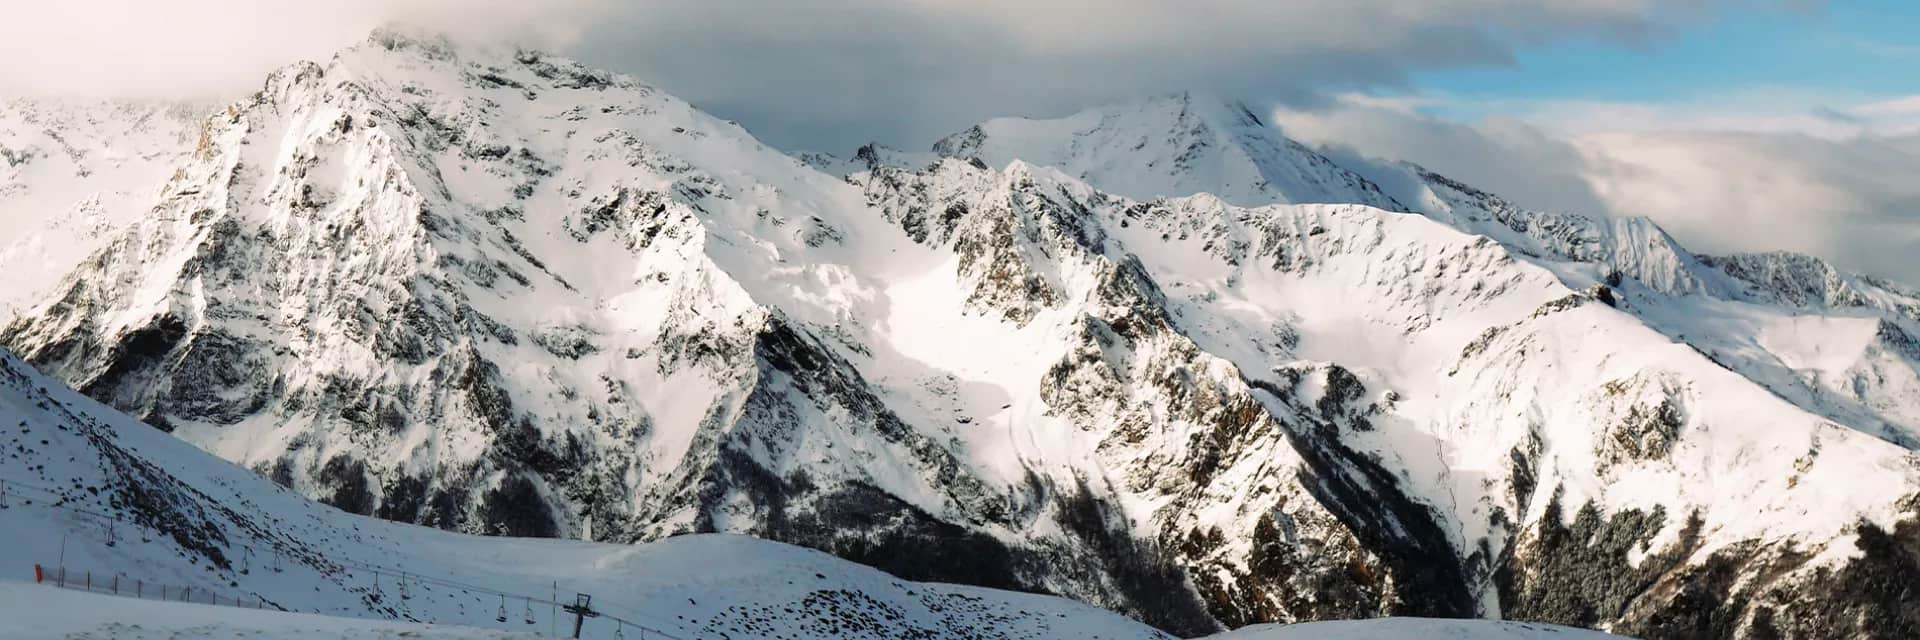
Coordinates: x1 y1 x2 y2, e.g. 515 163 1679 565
1156 90 1266 126
365 24 462 60
928 91 1406 210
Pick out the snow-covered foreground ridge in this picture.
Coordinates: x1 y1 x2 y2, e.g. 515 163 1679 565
0 348 1166 639
0 583 1622 640
0 583 545 640
1 27 1917 640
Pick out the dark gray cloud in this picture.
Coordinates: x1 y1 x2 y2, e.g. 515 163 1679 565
558 0 1746 151
0 0 1772 151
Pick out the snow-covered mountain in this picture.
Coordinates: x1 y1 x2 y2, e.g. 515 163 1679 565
0 346 1169 639
2 28 1917 640
904 94 1920 637
924 97 1920 450
4 29 1229 632
0 98 203 322
0 338 1622 639
1402 168 1920 449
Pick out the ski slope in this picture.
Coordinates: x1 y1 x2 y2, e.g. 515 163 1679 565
0 582 541 640
3 582 1629 640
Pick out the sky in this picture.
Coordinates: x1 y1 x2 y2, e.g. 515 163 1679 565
0 0 1914 281
1270 1 1920 280
1419 1 1917 126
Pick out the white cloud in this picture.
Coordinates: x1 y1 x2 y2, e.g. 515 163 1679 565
0 0 594 99
1579 129 1920 280
556 0 1775 149
1272 92 1920 283
1854 96 1920 135
1274 98 1614 216
1478 90 1920 138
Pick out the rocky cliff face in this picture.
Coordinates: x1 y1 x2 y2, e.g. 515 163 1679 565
4 29 1920 640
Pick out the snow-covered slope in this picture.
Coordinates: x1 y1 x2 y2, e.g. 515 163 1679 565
0 98 203 322
4 28 1919 640
1216 618 1622 640
849 157 1920 639
1 586 1627 640
896 94 1920 639
1395 166 1920 449
0 583 540 640
0 346 1168 639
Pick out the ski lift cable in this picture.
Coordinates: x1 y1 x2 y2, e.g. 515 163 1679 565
288 556 692 638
